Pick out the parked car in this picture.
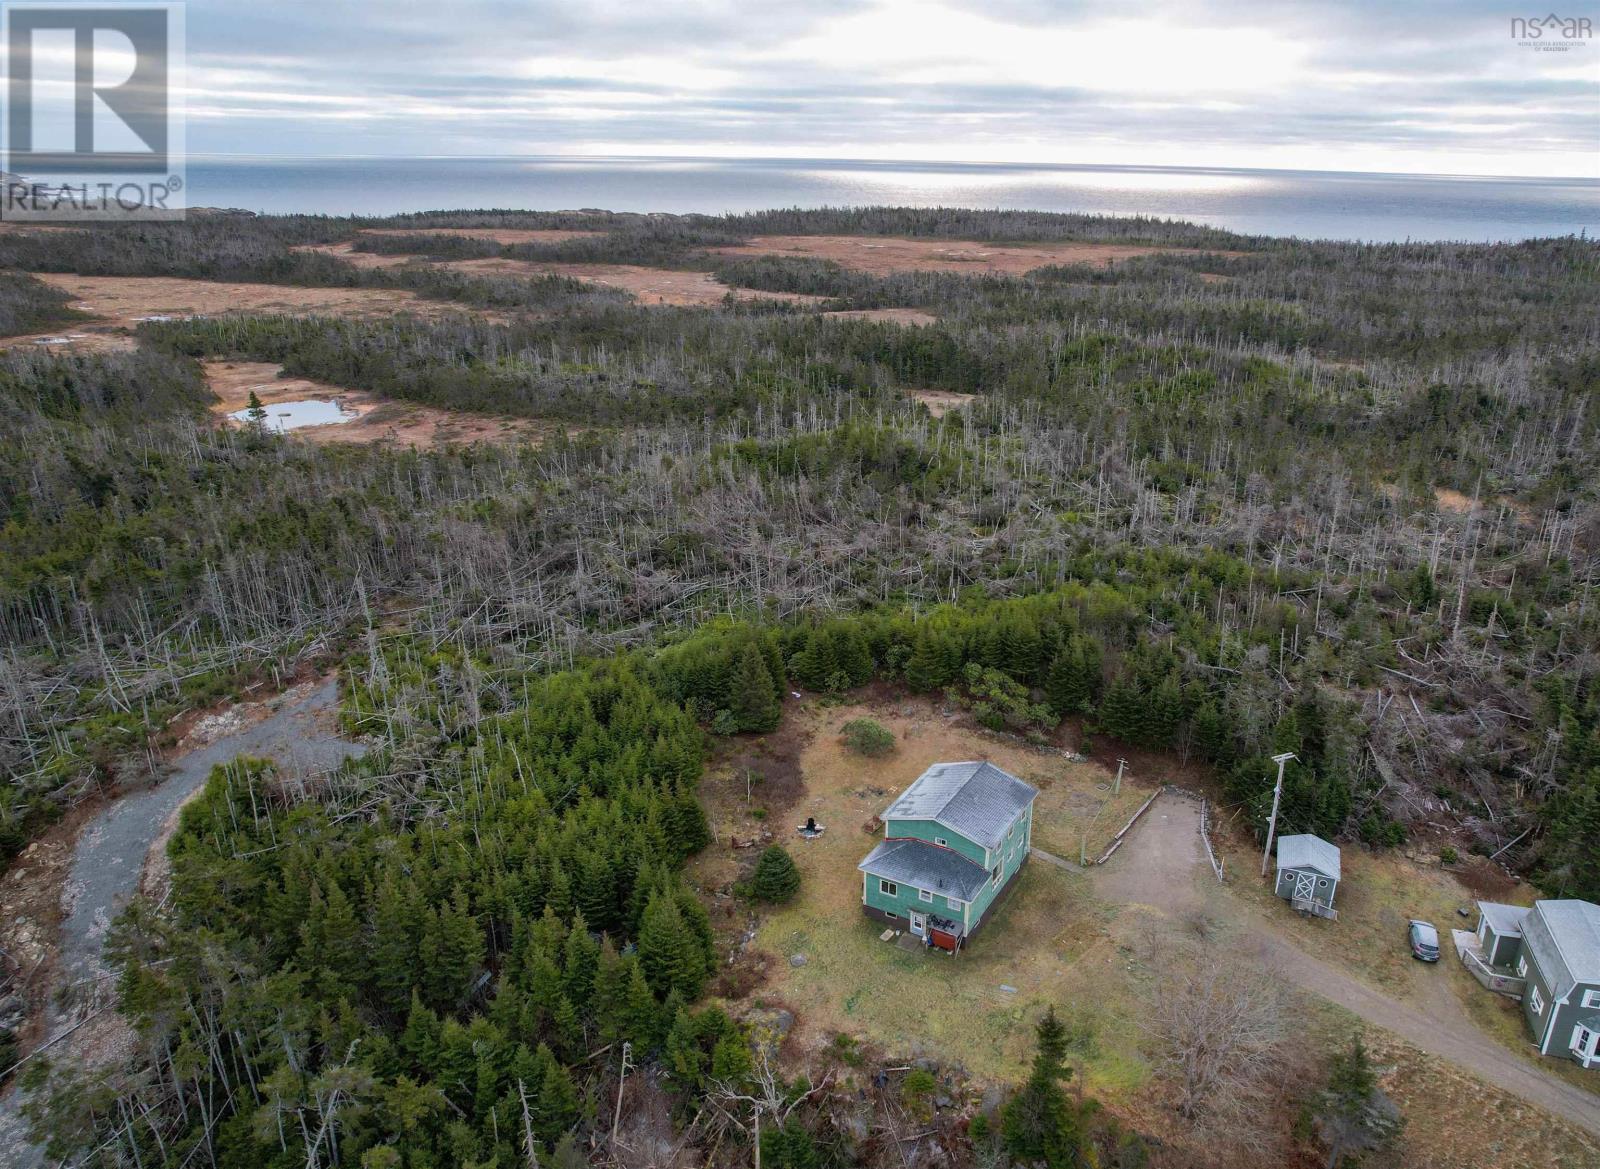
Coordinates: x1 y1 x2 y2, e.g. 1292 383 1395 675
1408 919 1440 962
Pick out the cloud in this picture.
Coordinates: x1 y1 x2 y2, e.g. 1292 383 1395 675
179 0 1600 177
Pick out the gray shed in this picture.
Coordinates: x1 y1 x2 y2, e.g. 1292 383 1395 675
1475 901 1529 970
1274 833 1340 918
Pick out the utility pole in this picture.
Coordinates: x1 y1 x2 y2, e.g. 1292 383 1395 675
1113 758 1126 795
1261 752 1296 878
611 1040 632 1147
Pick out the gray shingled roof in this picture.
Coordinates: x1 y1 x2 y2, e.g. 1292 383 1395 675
1477 901 1530 937
1275 833 1341 880
1522 899 1600 1003
881 761 1037 849
858 838 991 904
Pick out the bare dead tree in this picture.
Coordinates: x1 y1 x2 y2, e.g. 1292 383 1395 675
1142 942 1287 1160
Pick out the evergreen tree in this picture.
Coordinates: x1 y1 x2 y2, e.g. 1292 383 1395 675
664 1005 707 1093
1148 673 1186 748
560 913 600 1007
400 992 442 1072
1002 1007 1090 1168
592 938 629 1043
709 1026 752 1085
531 1044 580 1147
1045 646 1090 716
787 627 838 691
620 959 663 1049
368 871 421 1014
904 627 953 692
727 640 782 732
638 892 708 1001
761 1118 820 1169
1191 700 1233 766
545 860 574 923
418 885 485 1011
667 785 712 860
1315 1035 1402 1169
751 845 802 904
1097 675 1148 744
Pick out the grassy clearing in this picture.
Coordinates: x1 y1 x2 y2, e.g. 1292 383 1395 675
730 696 1162 1090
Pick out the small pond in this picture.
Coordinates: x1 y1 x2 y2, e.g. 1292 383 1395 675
230 397 355 431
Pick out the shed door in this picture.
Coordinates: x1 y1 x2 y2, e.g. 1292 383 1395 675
1293 871 1317 901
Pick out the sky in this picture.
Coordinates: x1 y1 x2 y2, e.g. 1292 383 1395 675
180 0 1600 178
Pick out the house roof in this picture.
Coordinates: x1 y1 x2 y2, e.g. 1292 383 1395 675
858 837 992 904
881 761 1037 849
1522 899 1600 1003
1477 901 1530 937
1275 834 1341 880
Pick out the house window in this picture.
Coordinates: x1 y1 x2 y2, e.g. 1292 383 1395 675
1574 1025 1597 1058
880 879 898 897
946 896 962 910
1582 989 1600 1009
1529 986 1544 1015
934 837 948 847
1517 956 1527 977
991 866 1002 886
919 889 933 903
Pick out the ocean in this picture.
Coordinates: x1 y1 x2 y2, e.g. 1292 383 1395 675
181 156 1598 243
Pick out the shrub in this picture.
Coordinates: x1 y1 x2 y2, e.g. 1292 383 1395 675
1439 846 1459 865
752 845 802 903
841 718 896 757
902 1068 937 1117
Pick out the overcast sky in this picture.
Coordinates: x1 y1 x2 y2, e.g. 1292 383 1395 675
183 0 1600 177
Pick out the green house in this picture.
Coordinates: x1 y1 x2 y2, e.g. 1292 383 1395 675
858 761 1038 950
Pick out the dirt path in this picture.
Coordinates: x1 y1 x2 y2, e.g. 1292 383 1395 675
1090 793 1600 1141
0 678 366 1166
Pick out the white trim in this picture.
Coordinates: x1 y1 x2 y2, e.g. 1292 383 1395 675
909 911 927 937
918 888 933 903
946 895 963 910
1529 985 1544 1015
934 836 948 847
1581 988 1600 1009
880 878 898 897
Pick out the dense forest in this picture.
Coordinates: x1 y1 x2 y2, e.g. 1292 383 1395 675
1 207 1598 1165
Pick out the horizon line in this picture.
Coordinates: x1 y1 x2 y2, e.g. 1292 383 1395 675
180 152 1600 186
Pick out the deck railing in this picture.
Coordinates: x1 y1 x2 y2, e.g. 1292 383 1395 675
1452 929 1525 998
1290 897 1338 921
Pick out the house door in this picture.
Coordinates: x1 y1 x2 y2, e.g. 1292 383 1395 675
1293 871 1317 901
909 912 927 937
